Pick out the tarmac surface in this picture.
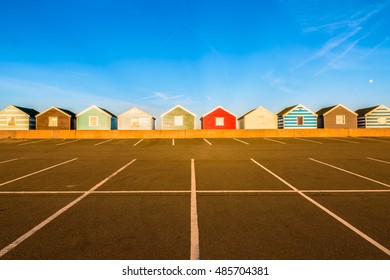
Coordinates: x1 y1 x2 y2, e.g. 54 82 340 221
0 137 389 259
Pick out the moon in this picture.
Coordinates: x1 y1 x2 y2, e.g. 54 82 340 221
369 79 374 84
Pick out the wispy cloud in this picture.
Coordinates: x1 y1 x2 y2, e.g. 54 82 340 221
315 33 371 75
142 91 184 101
291 1 389 74
260 71 298 95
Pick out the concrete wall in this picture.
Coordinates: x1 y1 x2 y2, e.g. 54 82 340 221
1 128 390 139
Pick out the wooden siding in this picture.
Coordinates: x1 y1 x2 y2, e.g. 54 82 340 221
358 105 390 128
36 108 74 130
278 105 317 129
162 107 196 130
0 106 35 130
77 107 113 130
118 107 155 130
239 106 277 129
320 107 357 129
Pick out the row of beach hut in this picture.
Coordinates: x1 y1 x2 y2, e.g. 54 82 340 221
0 104 389 130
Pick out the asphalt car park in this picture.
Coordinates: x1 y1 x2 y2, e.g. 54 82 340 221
0 137 389 259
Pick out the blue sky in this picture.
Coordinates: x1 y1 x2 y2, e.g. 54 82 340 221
1 0 389 127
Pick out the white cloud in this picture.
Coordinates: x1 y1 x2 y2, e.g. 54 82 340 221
142 91 184 100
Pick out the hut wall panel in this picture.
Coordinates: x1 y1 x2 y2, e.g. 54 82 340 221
322 107 357 129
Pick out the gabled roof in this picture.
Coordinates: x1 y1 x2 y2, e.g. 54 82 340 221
238 106 275 120
355 104 389 117
118 107 155 119
76 105 116 118
161 105 196 117
4 105 39 117
36 106 76 118
201 106 236 119
316 104 357 117
277 104 317 117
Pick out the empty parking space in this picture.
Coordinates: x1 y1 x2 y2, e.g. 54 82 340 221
307 193 390 249
3 195 190 260
0 138 389 260
99 160 191 192
196 160 289 191
0 195 79 249
197 195 388 259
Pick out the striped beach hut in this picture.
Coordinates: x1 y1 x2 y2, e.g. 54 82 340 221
0 105 38 130
356 104 390 128
316 104 357 129
76 105 117 130
277 104 317 129
161 105 196 130
238 106 277 129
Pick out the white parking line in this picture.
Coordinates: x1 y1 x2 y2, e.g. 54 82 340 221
172 139 175 146
0 158 19 165
94 139 113 146
203 138 212 146
353 137 390 143
0 158 78 187
250 158 390 257
18 140 47 146
233 138 249 145
191 159 200 260
324 137 359 144
56 139 81 146
263 138 286 144
367 157 390 165
309 158 390 188
0 159 137 258
133 139 144 146
294 138 323 144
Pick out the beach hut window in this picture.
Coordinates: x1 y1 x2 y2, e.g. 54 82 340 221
174 116 183 126
48 116 58 127
215 117 224 126
89 116 98 127
336 115 345 125
131 118 140 127
257 116 265 124
297 116 304 125
378 117 387 124
7 117 16 126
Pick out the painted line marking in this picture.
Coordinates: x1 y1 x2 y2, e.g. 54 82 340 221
233 138 249 145
309 158 390 188
367 157 390 165
133 139 144 146
191 159 200 260
250 158 390 257
294 138 323 144
0 158 19 165
203 138 212 146
2 189 390 195
94 139 113 146
56 139 81 146
0 158 78 187
172 139 175 146
324 137 359 144
353 137 390 143
18 140 46 146
0 159 137 258
263 138 286 144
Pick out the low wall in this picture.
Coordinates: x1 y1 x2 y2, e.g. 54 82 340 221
0 128 389 139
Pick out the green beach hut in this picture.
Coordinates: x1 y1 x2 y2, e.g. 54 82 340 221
76 105 117 130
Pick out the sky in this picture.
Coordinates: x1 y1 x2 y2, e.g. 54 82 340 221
1 0 390 128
